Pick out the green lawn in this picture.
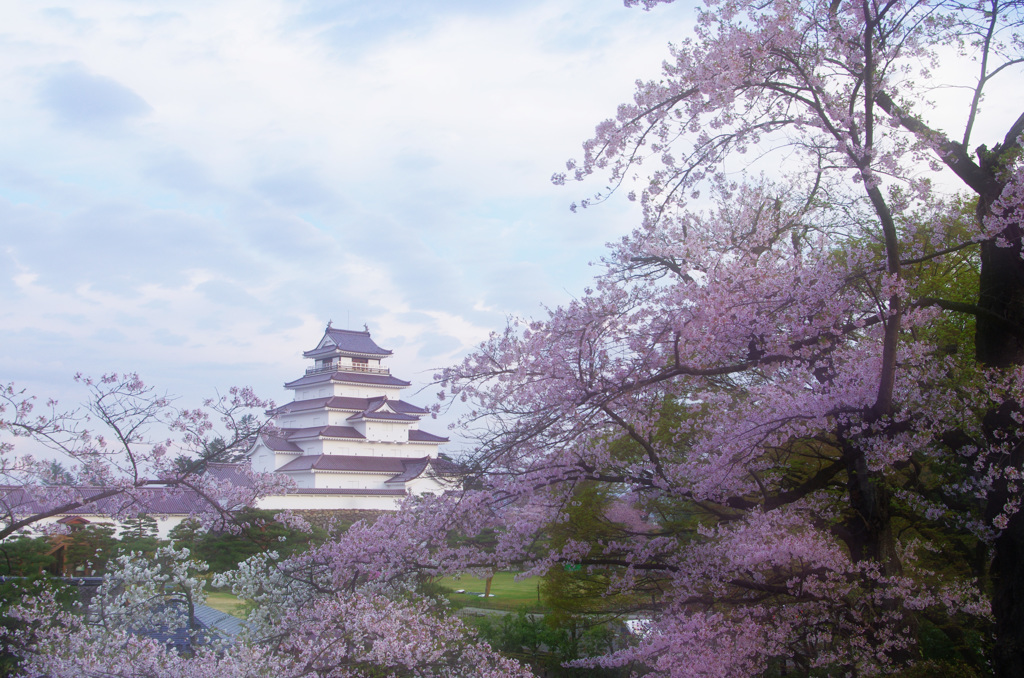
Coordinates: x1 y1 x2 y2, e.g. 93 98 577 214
434 572 546 612
203 574 545 617
205 591 248 619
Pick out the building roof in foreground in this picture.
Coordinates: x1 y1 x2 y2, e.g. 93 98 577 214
204 462 255 486
1 485 211 517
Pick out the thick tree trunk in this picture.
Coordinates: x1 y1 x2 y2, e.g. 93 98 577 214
976 237 1024 369
983 400 1024 678
843 443 916 663
844 449 899 571
991 511 1024 677
976 170 1024 677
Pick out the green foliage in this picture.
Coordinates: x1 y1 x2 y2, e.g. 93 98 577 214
171 430 256 475
473 609 632 678
0 537 54 576
542 485 616 613
888 660 985 678
166 518 202 547
41 461 76 486
916 617 990 672
62 524 119 576
476 609 550 658
542 482 660 616
168 508 328 573
116 515 160 557
898 196 980 352
533 199 995 675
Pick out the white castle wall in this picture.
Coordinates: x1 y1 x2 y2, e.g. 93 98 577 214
255 493 402 511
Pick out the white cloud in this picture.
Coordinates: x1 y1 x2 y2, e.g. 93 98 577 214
0 0 695 432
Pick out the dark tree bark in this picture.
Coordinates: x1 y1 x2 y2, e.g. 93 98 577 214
973 137 1024 678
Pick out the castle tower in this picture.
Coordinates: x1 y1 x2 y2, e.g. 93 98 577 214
245 324 459 510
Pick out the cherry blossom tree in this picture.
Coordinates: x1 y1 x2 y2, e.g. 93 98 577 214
5 0 1024 675
1 380 534 677
4 546 532 678
424 0 1024 674
0 374 289 540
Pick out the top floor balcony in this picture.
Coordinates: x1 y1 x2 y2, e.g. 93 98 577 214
305 362 390 377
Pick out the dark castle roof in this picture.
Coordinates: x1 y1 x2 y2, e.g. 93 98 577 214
303 327 392 359
263 423 448 448
385 457 464 484
347 411 419 423
276 455 408 473
271 396 427 417
275 455 463 485
261 434 304 453
284 372 411 390
347 399 420 423
289 487 406 496
282 425 366 440
408 429 449 443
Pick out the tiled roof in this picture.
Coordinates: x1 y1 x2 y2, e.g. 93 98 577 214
428 457 464 477
268 396 333 415
303 328 392 358
133 602 244 650
369 398 427 415
276 455 408 473
408 429 449 443
274 455 319 472
282 426 366 440
87 488 210 515
284 372 411 389
274 426 446 446
347 411 419 423
274 455 462 486
206 463 257 487
1 485 37 514
194 605 246 637
384 459 430 484
385 457 465 484
270 396 427 417
1 485 210 516
261 433 303 452
329 372 411 387
28 581 242 650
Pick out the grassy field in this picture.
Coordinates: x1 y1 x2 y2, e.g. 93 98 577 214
434 572 546 612
203 573 546 617
205 591 248 618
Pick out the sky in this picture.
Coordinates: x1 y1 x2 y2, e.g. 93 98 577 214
0 0 697 446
